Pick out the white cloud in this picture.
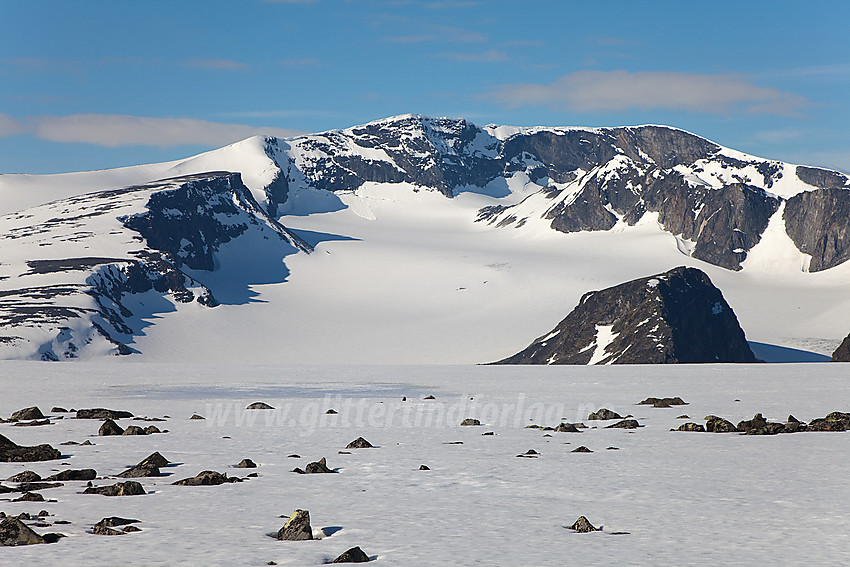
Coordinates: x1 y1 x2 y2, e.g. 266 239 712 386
484 70 807 116
0 114 29 137
31 114 304 147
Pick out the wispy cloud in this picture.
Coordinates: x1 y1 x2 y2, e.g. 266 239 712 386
437 49 508 62
0 114 303 147
384 24 486 44
0 114 29 138
484 70 808 116
181 58 250 71
278 58 321 67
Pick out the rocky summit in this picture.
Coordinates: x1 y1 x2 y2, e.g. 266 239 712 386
495 266 757 365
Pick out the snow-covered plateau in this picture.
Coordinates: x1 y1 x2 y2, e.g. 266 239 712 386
1 362 850 565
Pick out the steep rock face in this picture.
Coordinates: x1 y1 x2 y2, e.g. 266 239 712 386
494 267 757 365
263 115 850 273
783 188 850 272
831 334 850 362
0 172 309 360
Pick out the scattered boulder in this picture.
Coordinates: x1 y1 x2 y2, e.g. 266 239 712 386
172 471 241 486
138 451 170 468
10 407 45 421
0 434 62 462
482 431 495 436
190 414 206 420
76 408 133 420
7 471 41 482
419 465 430 470
571 446 592 453
332 546 371 563
705 415 737 433
246 402 274 410
117 463 161 478
122 425 148 436
676 415 690 419
677 422 705 432
606 419 640 429
288 454 301 459
93 517 140 535
13 419 51 427
98 419 125 436
639 397 688 407
144 425 162 434
302 457 336 474
567 516 600 533
554 423 582 433
17 482 63 491
0 516 45 546
587 409 622 421
51 407 68 413
45 469 96 481
809 411 850 431
736 413 785 435
460 418 481 426
83 481 146 496
0 485 14 493
235 459 257 469
14 492 45 502
423 395 436 400
346 437 374 449
326 409 338 414
277 509 313 541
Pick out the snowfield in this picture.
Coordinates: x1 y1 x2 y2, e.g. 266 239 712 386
2 362 850 565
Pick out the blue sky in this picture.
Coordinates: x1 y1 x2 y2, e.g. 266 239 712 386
2 0 849 174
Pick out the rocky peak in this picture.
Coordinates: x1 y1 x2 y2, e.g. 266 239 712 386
494 266 757 365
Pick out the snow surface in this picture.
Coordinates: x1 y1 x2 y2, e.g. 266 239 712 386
1 362 850 566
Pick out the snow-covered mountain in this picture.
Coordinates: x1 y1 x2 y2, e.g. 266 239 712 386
1 114 850 362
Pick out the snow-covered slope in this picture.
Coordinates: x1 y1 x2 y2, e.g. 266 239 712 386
1 115 850 362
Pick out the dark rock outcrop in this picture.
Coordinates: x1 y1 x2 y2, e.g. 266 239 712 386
10 407 44 421
172 471 241 486
566 516 600 533
0 433 61 462
606 419 640 429
45 469 96 481
234 459 257 469
677 422 705 432
831 334 850 362
460 418 481 426
587 409 622 421
705 416 737 433
808 411 850 431
138 451 170 468
277 509 313 541
495 267 757 365
571 446 592 453
554 422 582 433
346 437 374 449
0 517 45 545
77 408 134 420
98 419 124 436
638 397 687 407
332 546 372 563
246 402 274 410
84 481 146 496
784 188 850 271
6 471 41 482
300 457 336 474
92 517 140 536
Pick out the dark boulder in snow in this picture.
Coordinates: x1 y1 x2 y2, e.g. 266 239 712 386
10 407 44 421
587 408 622 421
460 418 481 426
98 419 124 436
566 516 600 533
277 509 313 541
246 402 274 410
84 481 145 496
554 422 582 433
346 437 374 449
676 422 705 432
606 419 640 429
92 517 140 536
332 546 372 563
0 434 61 462
6 471 41 482
77 408 133 420
808 411 850 431
571 446 592 453
234 458 257 468
638 396 687 407
494 267 757 365
45 469 96 481
0 516 46 546
172 471 241 486
704 416 737 433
